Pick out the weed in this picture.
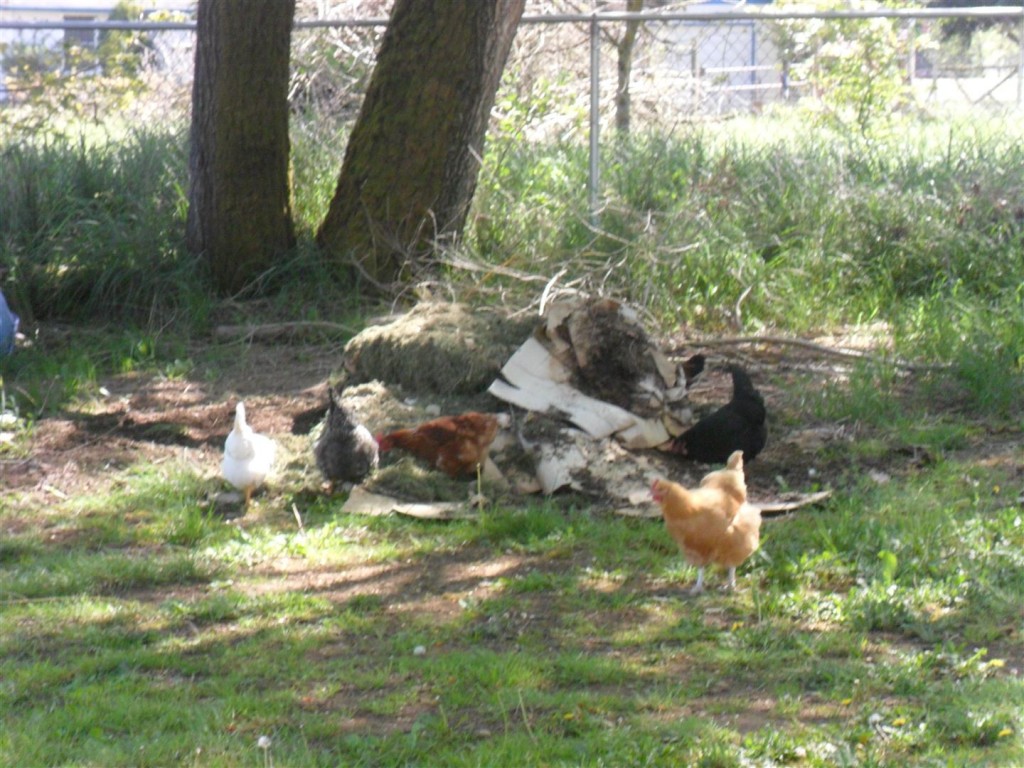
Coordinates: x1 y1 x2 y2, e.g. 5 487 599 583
2 110 1023 767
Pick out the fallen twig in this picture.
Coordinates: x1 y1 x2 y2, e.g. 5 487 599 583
213 321 356 343
438 254 554 284
677 335 952 372
757 489 833 517
619 489 832 519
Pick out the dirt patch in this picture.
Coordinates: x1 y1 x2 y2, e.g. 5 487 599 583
4 313 1020 515
242 550 532 612
1 333 341 502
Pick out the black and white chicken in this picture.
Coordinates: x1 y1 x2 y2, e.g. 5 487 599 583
313 386 379 492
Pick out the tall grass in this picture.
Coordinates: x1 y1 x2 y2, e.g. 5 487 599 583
474 118 1023 331
0 130 211 327
469 116 1024 415
2 112 1021 415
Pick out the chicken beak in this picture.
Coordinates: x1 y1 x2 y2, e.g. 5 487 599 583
650 480 663 503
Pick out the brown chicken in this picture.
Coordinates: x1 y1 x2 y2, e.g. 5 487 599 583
651 459 762 594
376 412 502 479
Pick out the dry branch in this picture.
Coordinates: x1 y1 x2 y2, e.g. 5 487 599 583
677 335 952 372
619 488 833 519
214 321 356 342
758 489 834 517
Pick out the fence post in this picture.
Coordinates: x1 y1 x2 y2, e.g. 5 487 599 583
907 20 916 87
1018 7 1023 106
691 44 701 109
589 13 601 224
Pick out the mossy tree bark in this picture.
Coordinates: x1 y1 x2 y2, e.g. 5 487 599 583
186 0 296 295
316 0 525 289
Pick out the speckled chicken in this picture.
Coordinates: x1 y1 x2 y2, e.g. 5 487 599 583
313 387 379 492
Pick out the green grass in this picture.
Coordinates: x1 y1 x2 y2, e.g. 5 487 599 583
474 117 1024 334
0 129 213 327
2 107 1023 765
4 111 1022 420
2 459 1022 766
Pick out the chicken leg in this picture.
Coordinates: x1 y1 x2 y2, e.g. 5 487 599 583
690 567 706 595
724 567 737 591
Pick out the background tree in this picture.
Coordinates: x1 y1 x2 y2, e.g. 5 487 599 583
771 0 914 134
97 1 148 78
611 0 646 137
316 0 526 289
928 0 1021 45
186 0 296 295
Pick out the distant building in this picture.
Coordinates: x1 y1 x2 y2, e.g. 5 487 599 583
0 1 195 102
664 0 782 114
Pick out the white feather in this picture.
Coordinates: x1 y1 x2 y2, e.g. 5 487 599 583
222 401 276 496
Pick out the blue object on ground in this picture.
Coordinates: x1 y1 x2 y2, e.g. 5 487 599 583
0 289 19 357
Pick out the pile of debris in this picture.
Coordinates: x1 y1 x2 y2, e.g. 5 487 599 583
487 297 706 498
333 297 709 515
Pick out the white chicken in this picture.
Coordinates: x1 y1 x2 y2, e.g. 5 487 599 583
222 401 276 506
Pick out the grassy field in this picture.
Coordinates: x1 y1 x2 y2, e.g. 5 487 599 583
2 111 1023 766
1 364 1021 767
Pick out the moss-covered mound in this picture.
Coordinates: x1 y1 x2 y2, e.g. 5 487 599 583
343 302 535 395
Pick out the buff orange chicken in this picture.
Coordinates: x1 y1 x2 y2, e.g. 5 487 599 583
698 449 747 507
651 455 761 594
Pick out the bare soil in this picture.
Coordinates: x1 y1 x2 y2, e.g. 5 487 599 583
2 338 336 498
5 321 1020 522
3 324 1021 738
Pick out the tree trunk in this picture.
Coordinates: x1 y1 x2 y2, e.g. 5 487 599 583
316 0 525 289
187 0 296 295
615 0 645 138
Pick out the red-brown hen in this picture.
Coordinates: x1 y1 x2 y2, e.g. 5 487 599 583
376 412 502 479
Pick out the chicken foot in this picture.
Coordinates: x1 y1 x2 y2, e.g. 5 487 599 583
689 567 742 595
724 567 737 591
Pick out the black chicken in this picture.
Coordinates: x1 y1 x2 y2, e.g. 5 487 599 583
313 387 379 491
681 353 706 388
669 364 767 463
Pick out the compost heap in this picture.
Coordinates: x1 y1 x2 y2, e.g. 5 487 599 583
334 297 705 516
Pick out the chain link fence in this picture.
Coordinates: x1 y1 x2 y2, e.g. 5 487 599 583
1 8 1021 140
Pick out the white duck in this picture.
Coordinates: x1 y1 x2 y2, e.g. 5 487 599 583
222 401 276 506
